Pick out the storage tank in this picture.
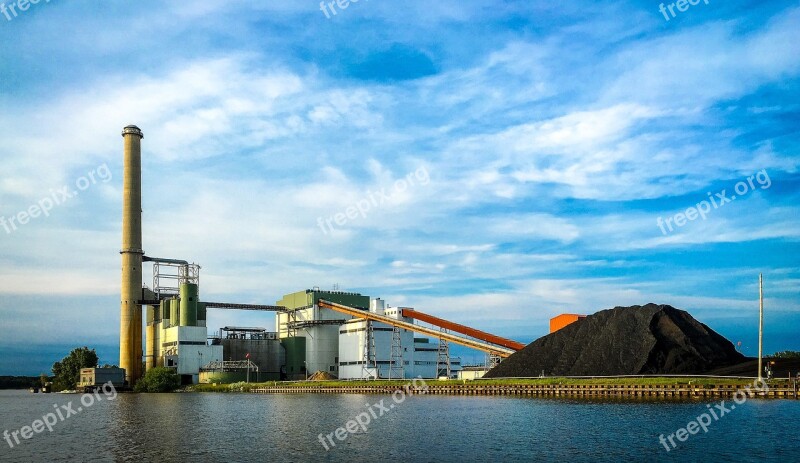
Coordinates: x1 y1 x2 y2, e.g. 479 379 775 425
160 299 169 326
145 321 155 371
180 283 198 327
170 298 180 327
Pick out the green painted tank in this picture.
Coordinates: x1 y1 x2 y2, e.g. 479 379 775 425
169 298 180 327
159 299 169 322
180 283 198 327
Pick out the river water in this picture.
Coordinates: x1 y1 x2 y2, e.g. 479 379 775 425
0 389 798 462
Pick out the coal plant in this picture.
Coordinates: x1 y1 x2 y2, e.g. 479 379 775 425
114 125 525 386
115 126 751 387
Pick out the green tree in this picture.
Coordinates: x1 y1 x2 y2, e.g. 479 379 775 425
772 351 800 359
134 367 181 393
52 347 98 391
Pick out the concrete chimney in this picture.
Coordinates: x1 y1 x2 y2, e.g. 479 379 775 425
120 125 144 385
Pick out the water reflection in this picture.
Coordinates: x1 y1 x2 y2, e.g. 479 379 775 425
1 390 799 462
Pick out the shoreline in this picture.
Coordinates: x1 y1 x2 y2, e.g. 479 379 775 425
189 377 800 400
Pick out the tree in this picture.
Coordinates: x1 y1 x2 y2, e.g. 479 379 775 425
134 367 181 393
772 351 800 359
0 376 40 390
52 347 98 391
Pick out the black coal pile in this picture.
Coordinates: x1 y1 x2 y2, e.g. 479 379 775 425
486 303 744 378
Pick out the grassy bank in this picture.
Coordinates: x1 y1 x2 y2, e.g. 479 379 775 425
186 376 772 393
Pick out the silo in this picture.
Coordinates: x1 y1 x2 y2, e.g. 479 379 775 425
179 283 198 327
160 300 169 326
145 305 156 372
170 298 180 327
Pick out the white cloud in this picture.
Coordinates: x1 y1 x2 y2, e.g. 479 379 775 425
0 1 798 358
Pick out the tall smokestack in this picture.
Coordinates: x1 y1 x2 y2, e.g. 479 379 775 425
120 125 144 385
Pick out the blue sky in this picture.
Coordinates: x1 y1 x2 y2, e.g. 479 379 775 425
0 1 798 375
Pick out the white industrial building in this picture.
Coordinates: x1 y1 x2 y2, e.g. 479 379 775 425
161 325 223 384
274 290 465 380
338 299 462 380
275 290 359 379
146 284 223 385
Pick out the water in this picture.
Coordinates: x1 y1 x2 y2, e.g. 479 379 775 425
1 389 798 462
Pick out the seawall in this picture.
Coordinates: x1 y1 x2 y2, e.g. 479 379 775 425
251 381 799 399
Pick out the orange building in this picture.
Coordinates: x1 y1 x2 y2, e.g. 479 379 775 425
549 314 586 333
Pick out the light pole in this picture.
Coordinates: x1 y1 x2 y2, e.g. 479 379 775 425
246 352 254 383
758 273 764 382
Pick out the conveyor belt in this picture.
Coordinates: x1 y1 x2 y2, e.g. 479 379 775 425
318 300 516 357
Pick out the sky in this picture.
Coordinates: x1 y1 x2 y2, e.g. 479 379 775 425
0 1 798 375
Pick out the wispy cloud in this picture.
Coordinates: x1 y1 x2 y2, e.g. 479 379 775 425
0 0 798 373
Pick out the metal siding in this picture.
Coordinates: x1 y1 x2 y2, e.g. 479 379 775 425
281 337 306 379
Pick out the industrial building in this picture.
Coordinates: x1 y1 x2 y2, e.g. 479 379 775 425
199 360 261 384
215 327 283 380
549 314 587 333
117 125 525 386
276 289 369 379
275 290 464 380
145 278 223 384
78 367 126 392
457 366 489 380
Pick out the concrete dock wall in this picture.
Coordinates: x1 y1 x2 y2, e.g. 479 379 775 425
252 382 799 399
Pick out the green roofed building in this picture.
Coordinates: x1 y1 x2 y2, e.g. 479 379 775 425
275 289 369 380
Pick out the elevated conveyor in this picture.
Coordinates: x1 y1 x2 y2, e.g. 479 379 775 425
318 300 517 357
401 309 525 351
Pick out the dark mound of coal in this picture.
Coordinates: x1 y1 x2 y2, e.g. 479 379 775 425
486 304 744 377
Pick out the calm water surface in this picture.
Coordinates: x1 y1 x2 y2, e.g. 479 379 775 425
0 389 798 462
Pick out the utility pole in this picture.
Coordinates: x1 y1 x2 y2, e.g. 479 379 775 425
758 273 764 381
